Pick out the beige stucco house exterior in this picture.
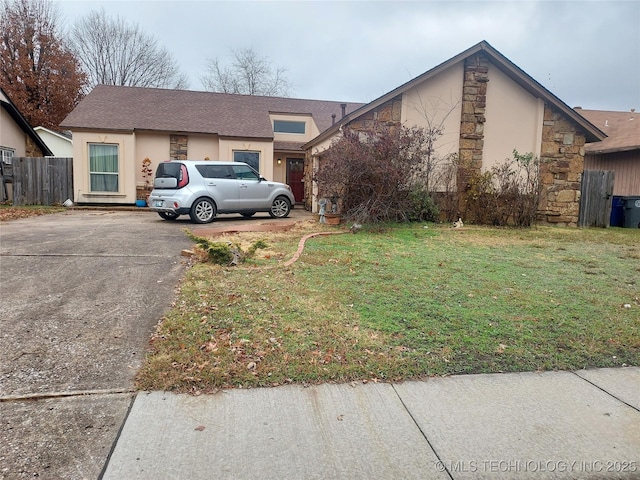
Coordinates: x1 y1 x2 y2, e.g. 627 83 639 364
61 41 606 225
304 41 606 225
60 87 362 205
1 88 53 161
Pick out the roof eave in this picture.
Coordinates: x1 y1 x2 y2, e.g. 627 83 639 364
1 89 54 156
586 145 640 155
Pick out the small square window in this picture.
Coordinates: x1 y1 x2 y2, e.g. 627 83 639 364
1 148 15 164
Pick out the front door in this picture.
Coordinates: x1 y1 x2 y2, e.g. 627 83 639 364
287 158 304 203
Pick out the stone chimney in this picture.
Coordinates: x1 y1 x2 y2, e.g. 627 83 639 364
341 103 346 118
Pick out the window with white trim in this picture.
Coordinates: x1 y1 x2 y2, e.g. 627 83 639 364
233 151 260 173
89 143 119 192
1 147 15 164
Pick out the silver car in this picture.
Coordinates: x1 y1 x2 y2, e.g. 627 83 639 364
148 161 295 223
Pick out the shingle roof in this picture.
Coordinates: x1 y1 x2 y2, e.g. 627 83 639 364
576 108 639 154
60 85 364 139
273 141 306 152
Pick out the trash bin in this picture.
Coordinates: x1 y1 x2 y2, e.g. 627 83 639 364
610 196 625 227
622 196 640 228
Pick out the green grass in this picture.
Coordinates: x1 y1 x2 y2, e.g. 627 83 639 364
136 224 640 393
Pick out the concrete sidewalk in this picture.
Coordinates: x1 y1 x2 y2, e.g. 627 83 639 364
102 367 640 479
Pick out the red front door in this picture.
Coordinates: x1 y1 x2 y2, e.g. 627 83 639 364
287 158 304 203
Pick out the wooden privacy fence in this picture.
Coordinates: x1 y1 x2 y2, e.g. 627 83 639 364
11 157 73 206
578 170 614 228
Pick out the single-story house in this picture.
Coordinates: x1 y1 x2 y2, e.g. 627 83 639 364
34 126 73 158
1 87 53 201
60 87 363 205
576 108 639 197
61 41 607 225
304 41 606 225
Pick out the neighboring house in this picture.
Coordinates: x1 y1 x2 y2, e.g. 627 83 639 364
34 126 73 158
61 41 606 226
0 87 53 161
0 87 53 200
60 87 363 205
304 41 606 226
575 108 639 196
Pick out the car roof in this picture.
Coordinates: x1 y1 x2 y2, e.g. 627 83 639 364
165 160 247 166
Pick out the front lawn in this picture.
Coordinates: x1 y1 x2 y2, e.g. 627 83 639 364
136 222 639 393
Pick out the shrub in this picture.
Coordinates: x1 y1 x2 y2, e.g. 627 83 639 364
460 150 542 227
314 125 443 224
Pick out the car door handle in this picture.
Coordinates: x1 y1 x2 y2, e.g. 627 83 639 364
239 184 248 189
207 182 216 186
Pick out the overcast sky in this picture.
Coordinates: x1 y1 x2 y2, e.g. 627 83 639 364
57 0 639 112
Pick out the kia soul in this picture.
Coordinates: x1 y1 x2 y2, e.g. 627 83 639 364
148 161 295 223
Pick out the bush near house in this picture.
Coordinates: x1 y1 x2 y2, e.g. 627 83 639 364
457 150 542 227
315 125 543 227
314 125 441 224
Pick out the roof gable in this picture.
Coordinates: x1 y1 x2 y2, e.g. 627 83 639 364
0 88 54 156
60 85 364 138
306 41 606 148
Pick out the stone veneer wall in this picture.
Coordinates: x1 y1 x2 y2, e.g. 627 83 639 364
537 105 586 226
170 135 188 160
457 53 489 216
348 96 402 131
25 135 44 157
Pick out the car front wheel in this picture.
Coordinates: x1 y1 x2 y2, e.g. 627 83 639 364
269 196 291 218
158 212 179 221
190 198 216 223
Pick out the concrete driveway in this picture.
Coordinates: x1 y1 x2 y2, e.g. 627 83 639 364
0 207 311 479
0 210 194 479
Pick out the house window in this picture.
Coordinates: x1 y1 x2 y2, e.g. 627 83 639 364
1 147 14 164
233 151 260 172
273 120 305 134
89 143 119 192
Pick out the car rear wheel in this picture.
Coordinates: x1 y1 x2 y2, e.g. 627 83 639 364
269 196 291 218
190 198 216 223
158 212 179 221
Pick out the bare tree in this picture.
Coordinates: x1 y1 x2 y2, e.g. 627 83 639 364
70 9 189 91
201 48 291 96
0 0 86 129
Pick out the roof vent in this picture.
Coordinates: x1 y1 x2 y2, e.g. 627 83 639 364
331 113 336 125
